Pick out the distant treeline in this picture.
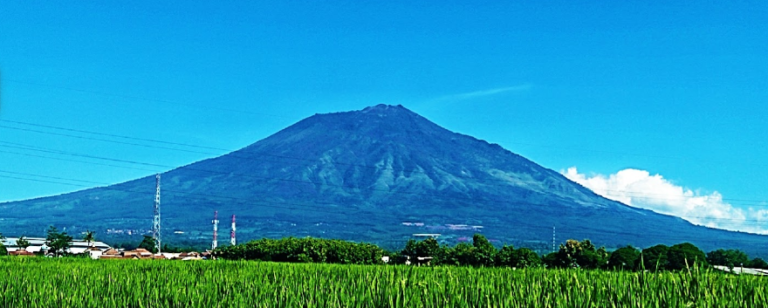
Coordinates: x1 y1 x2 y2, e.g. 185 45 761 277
214 237 383 264
214 234 768 271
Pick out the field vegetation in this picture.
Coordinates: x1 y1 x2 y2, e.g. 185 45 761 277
1 257 767 307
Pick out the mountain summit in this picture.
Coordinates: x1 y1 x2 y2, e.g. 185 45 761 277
2 105 765 254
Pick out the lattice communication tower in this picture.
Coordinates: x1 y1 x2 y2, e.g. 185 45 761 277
153 174 162 254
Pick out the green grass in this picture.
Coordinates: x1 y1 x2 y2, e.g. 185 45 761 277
0 257 765 307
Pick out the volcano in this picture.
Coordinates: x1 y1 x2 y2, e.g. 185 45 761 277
2 104 765 254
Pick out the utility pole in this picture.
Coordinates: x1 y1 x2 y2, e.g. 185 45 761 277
212 211 219 250
152 174 162 254
230 215 236 246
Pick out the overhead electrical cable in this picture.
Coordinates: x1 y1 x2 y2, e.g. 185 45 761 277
2 120 766 206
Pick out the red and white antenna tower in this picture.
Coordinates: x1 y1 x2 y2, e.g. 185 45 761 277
230 215 236 246
212 211 219 250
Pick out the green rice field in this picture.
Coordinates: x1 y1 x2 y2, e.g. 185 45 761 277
0 257 765 307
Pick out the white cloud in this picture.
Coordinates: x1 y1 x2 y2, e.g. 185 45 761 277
435 84 532 102
562 167 768 234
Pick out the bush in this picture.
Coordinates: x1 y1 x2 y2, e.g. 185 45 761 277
667 243 707 270
608 246 640 271
638 245 669 271
214 237 384 265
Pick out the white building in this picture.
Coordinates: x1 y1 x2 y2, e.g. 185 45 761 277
1 237 112 255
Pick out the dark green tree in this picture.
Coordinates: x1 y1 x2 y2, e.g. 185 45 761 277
472 234 497 267
706 249 749 269
638 244 669 271
513 248 542 268
0 232 6 255
444 242 478 266
496 245 516 267
608 245 640 270
667 242 707 270
45 226 73 256
16 236 30 250
138 235 158 254
747 257 768 269
542 252 558 268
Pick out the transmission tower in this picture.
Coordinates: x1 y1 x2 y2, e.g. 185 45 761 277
231 215 236 246
152 174 161 254
212 211 219 250
552 226 556 253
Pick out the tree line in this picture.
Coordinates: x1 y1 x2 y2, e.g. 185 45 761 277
213 234 768 271
4 229 766 271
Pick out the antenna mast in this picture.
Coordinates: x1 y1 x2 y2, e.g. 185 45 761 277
231 215 236 246
212 211 219 250
552 226 556 253
152 174 161 254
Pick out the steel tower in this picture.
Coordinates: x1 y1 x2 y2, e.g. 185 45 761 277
152 174 161 254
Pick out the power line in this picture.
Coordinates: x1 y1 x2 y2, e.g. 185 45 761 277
2 120 766 206
5 136 768 213
4 79 292 119
4 171 768 248
2 170 768 227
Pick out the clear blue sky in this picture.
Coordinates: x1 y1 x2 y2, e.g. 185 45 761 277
1 2 767 229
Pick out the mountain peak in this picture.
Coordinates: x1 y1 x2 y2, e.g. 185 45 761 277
361 104 407 114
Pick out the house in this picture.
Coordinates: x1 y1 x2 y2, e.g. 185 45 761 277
178 251 202 261
8 250 35 257
103 248 121 256
86 247 103 260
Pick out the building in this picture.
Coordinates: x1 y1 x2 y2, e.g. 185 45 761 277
1 237 112 255
8 250 35 257
99 248 166 260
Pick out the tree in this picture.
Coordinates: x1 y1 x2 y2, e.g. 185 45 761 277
706 249 748 269
608 245 640 271
496 245 516 267
83 230 96 247
402 238 442 265
514 248 542 268
139 235 158 254
46 226 73 256
549 239 608 269
638 244 669 271
542 252 558 268
0 233 6 255
747 257 768 269
444 242 478 266
667 242 707 270
16 236 30 251
472 234 497 267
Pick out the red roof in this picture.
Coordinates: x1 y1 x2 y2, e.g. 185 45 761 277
9 250 35 256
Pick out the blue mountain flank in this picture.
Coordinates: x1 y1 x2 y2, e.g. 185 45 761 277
1 105 765 255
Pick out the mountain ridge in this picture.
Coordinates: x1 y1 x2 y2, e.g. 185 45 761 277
1 104 766 256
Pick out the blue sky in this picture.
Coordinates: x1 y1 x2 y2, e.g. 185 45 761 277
1 2 767 231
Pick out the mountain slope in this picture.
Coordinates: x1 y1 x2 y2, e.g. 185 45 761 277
1 105 765 255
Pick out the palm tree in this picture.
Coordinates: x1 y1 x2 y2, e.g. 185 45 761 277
83 230 95 247
16 236 30 250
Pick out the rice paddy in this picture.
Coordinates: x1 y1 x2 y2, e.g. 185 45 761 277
0 257 765 307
